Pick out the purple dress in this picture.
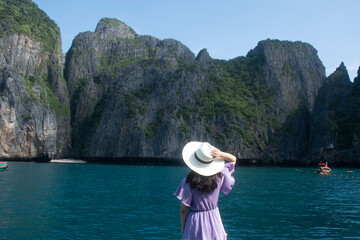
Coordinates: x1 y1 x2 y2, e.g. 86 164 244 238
174 163 235 240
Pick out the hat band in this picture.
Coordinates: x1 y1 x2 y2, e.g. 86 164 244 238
195 152 213 165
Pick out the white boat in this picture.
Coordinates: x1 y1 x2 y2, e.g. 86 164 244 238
50 159 87 164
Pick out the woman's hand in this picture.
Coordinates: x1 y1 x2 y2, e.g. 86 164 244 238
180 203 189 235
211 148 237 165
211 148 221 158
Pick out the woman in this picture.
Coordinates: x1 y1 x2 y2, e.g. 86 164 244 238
174 141 236 239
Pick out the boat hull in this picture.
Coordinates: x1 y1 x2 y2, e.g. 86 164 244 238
317 170 331 175
0 162 8 170
50 159 86 164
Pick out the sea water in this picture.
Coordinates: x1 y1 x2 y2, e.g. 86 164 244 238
0 162 359 239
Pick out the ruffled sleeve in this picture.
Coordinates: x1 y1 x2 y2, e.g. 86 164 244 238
220 162 235 195
174 177 192 207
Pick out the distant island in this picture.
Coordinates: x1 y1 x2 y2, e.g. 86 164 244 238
0 0 359 167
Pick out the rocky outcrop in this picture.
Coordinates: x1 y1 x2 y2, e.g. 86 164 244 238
247 40 327 165
0 0 70 160
95 18 137 40
309 63 360 166
65 18 331 164
248 40 326 115
65 19 198 159
354 67 360 87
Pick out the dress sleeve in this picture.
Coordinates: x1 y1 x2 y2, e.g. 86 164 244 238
220 162 235 195
174 177 192 207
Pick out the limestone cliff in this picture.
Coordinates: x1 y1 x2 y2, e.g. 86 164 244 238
65 18 198 159
0 0 70 159
65 18 328 164
248 40 325 115
309 63 360 166
248 40 327 165
1 1 359 166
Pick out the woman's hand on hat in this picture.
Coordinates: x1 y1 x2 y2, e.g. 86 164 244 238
211 148 221 158
211 148 237 165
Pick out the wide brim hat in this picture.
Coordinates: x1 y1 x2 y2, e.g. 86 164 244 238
182 141 225 176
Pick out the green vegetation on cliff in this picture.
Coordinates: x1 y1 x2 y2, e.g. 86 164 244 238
24 72 70 117
0 0 60 52
1 0 69 115
190 55 276 147
200 55 271 121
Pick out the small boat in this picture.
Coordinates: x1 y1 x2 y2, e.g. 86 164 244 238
0 162 8 170
317 162 331 175
50 159 86 164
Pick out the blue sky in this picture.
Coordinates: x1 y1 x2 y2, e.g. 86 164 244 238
32 0 359 80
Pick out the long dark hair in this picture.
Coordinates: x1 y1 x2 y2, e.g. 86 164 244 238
186 171 223 193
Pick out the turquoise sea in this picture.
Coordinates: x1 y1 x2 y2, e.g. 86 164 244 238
0 162 359 240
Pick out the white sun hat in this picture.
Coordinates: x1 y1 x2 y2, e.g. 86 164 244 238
182 141 225 176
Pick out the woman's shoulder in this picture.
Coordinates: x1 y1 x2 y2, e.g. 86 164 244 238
177 177 188 188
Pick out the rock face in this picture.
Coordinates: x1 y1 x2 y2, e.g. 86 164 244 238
309 63 360 166
65 18 197 159
64 18 332 165
248 40 327 164
0 0 70 160
249 40 326 115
